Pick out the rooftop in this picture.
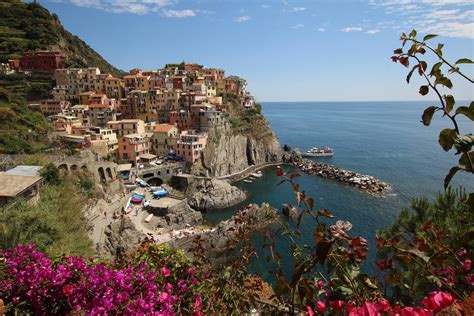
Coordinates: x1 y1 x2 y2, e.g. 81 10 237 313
0 173 42 197
5 165 43 177
154 124 175 133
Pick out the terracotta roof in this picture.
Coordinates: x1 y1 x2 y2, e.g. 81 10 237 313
154 124 175 133
105 76 121 81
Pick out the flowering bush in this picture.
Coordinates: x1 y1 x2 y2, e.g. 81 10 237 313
0 244 177 315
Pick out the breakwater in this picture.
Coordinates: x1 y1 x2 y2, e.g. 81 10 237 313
282 151 390 195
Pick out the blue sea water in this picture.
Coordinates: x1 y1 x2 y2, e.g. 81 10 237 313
205 101 473 282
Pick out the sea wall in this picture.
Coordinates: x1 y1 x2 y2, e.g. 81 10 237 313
283 151 390 194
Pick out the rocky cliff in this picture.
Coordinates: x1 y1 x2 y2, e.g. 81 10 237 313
193 105 281 177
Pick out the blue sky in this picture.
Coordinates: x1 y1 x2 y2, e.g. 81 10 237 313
40 0 473 102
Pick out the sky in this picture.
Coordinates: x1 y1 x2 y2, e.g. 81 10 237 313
39 0 474 102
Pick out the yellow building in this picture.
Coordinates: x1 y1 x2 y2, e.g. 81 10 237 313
151 124 179 156
105 76 124 100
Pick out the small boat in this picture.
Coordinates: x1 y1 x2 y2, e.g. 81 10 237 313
152 188 168 198
131 193 144 203
243 179 252 183
249 177 256 180
250 171 263 177
302 147 334 157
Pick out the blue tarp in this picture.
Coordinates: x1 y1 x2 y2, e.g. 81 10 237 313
152 189 168 197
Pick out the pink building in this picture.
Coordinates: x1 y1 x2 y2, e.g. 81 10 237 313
173 131 207 163
118 133 152 164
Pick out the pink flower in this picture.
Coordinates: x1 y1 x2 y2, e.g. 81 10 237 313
462 259 471 272
378 299 390 312
306 305 314 316
317 280 325 290
160 267 171 277
330 300 345 310
316 301 326 314
457 248 467 257
466 274 474 286
62 285 74 297
158 291 169 303
421 291 455 312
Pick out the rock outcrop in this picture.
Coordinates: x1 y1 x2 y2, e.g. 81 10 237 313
194 120 281 177
187 178 247 211
174 203 277 254
103 216 146 258
150 200 203 230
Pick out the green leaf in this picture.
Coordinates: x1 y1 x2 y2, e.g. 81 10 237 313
409 29 417 38
438 128 458 151
421 106 437 126
430 61 443 77
435 76 453 89
444 166 462 189
459 151 473 171
455 58 473 65
435 43 444 57
419 85 429 96
406 65 419 83
423 34 437 42
455 102 474 120
454 134 474 154
444 95 455 113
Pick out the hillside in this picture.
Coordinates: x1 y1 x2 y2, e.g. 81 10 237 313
0 0 123 77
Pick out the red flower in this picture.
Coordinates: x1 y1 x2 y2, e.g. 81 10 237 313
330 300 345 310
421 291 455 312
306 305 314 316
378 299 391 312
316 301 326 314
276 169 284 176
62 285 74 297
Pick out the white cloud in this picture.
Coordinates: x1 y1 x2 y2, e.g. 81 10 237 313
261 4 271 9
293 7 306 12
162 9 195 17
291 24 304 29
366 29 380 34
370 0 473 39
342 27 363 32
66 0 202 15
235 15 251 22
318 27 325 32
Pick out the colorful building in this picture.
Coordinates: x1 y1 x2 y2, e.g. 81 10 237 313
151 124 178 156
118 133 152 163
39 100 70 115
17 51 64 73
173 130 207 163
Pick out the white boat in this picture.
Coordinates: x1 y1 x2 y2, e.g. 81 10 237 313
243 179 252 183
250 171 263 177
302 147 334 157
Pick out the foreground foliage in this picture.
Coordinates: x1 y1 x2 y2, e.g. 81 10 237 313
0 169 95 257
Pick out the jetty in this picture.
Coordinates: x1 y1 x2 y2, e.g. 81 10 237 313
282 151 390 195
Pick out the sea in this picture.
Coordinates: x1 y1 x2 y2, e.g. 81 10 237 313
205 101 473 283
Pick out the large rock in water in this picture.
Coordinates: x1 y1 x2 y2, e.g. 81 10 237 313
194 121 281 177
152 200 203 230
187 179 247 211
103 216 145 259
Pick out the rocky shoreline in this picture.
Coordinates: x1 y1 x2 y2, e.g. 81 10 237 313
283 151 390 195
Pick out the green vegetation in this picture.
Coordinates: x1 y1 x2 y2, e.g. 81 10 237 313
0 0 123 77
222 93 272 139
0 87 51 154
0 168 95 257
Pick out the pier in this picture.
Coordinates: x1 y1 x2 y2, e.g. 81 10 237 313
283 151 390 195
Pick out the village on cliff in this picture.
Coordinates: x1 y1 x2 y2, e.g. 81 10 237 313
4 51 256 167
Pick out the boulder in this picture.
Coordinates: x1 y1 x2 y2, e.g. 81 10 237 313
103 216 146 259
187 178 247 211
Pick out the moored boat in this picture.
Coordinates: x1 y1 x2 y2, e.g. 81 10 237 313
302 147 334 157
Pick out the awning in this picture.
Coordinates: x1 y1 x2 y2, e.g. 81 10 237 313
117 164 132 172
139 153 157 160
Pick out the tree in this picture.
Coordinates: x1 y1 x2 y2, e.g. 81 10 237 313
40 163 61 185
